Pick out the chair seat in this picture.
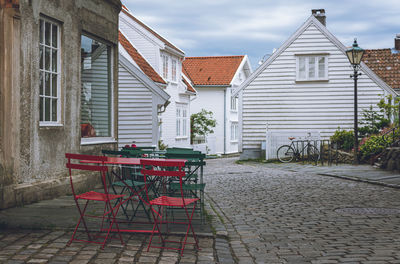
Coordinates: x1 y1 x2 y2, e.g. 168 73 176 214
76 191 124 201
112 180 146 187
150 196 199 207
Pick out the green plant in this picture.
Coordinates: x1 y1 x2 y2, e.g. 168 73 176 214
330 128 354 151
377 94 400 126
359 105 390 137
360 134 392 161
190 109 217 144
158 140 168 150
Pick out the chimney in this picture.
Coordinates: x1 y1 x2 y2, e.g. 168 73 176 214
395 34 400 51
312 9 326 26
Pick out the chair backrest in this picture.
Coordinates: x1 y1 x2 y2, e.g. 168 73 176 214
164 153 206 166
140 159 186 203
166 147 201 154
65 153 108 198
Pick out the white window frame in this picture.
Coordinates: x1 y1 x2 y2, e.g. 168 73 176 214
231 122 238 142
39 17 61 126
80 34 115 145
171 59 177 82
176 103 188 138
162 54 169 80
230 89 238 111
296 55 328 81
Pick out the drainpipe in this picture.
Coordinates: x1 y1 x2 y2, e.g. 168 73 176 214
224 88 226 154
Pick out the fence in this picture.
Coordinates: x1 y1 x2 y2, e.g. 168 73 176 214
266 128 341 165
265 129 321 160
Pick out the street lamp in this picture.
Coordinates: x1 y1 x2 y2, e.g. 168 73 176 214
345 38 365 164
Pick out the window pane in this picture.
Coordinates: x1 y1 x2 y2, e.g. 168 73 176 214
39 72 44 96
318 57 325 78
52 74 57 96
80 35 111 137
52 50 57 72
45 47 50 71
183 119 186 136
40 20 44 44
45 22 50 46
309 57 315 78
299 57 306 79
52 99 57 121
40 97 43 121
40 46 44 70
52 24 58 48
45 98 50 121
45 73 50 96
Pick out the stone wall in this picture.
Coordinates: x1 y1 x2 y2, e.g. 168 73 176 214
378 147 400 171
0 0 121 209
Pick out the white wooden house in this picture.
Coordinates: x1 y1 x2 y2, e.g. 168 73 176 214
233 9 398 159
183 56 252 154
118 31 170 148
119 5 196 149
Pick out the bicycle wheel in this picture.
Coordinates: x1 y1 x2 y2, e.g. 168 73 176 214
277 145 295 163
307 145 320 162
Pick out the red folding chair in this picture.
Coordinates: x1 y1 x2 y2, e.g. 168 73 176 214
141 159 200 256
65 153 125 249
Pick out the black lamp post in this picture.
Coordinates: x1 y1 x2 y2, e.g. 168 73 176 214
345 39 365 164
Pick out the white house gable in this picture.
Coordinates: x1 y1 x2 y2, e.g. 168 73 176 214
119 13 160 70
237 16 397 156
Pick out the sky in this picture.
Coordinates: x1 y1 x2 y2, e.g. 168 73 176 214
123 0 400 70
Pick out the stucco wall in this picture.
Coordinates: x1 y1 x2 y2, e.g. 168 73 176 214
0 0 121 209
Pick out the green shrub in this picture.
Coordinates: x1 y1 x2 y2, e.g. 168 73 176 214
330 129 354 151
360 135 391 160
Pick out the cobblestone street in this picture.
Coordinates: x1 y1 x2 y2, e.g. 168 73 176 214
2 158 400 263
205 158 400 263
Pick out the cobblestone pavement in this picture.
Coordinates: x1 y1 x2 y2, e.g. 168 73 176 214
2 158 400 263
0 230 218 263
204 158 400 264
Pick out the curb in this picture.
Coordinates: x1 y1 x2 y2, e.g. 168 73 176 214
205 194 256 264
317 173 400 189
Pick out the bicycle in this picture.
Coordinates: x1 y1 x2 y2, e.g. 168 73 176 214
276 136 320 163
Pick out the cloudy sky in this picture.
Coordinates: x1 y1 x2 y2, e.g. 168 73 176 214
123 0 400 69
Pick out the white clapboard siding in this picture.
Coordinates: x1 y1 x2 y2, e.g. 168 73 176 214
241 22 395 151
118 64 154 148
119 14 159 70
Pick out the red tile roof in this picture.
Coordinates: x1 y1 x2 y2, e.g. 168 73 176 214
363 49 400 91
182 77 196 93
182 56 245 86
119 31 166 84
120 8 183 55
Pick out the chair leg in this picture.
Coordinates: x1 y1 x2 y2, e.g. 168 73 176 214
182 202 200 255
147 205 164 252
69 200 91 246
101 200 124 249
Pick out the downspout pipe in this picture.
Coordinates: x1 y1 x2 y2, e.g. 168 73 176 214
224 88 226 154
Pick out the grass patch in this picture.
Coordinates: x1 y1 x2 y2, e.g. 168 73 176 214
208 202 224 225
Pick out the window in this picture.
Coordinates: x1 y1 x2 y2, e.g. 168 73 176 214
171 59 177 81
231 122 238 141
176 104 188 137
230 89 238 111
39 18 60 124
296 55 328 81
80 35 112 138
162 54 168 79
